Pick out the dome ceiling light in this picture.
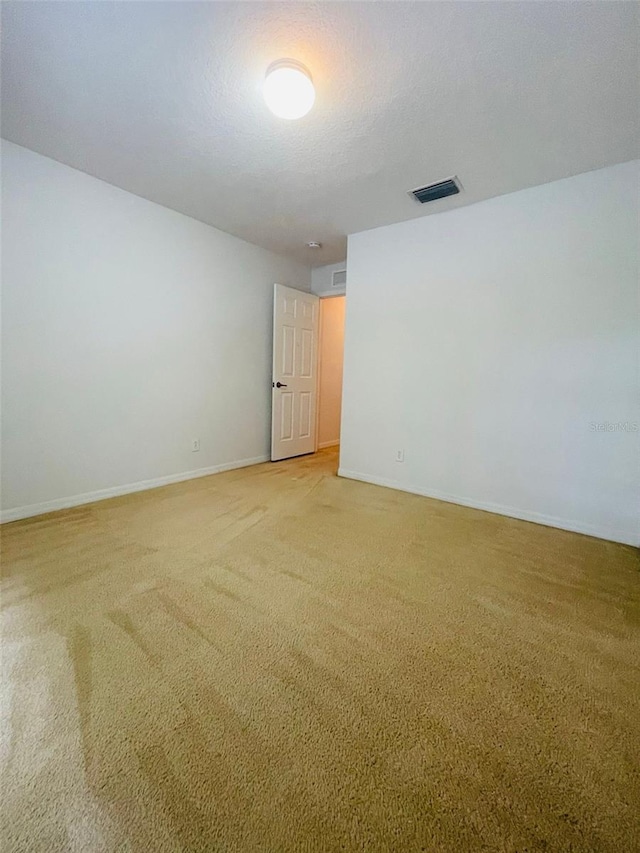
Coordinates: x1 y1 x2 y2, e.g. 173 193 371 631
263 59 315 120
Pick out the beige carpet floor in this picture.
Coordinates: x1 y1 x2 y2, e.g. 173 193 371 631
1 449 639 852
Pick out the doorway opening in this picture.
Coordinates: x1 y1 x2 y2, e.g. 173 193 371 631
316 295 346 452
270 284 344 462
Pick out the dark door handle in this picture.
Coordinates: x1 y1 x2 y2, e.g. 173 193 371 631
275 382 288 388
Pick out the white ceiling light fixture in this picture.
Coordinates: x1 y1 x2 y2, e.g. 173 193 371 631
264 59 315 120
307 241 322 249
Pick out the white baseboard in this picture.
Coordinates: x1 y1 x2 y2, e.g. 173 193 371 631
338 468 639 547
318 440 340 449
1 455 269 524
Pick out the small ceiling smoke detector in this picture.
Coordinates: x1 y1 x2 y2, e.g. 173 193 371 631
306 241 322 249
264 59 315 120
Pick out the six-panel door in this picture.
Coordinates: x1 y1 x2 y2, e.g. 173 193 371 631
271 283 319 461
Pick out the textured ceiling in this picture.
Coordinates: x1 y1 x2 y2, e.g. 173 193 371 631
2 1 638 266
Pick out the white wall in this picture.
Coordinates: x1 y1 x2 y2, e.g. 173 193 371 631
340 161 639 546
1 141 311 519
311 261 347 297
317 296 346 448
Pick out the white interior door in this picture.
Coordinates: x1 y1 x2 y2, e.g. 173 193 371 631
271 284 319 461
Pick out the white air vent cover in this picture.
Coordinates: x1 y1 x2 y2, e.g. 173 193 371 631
332 269 347 288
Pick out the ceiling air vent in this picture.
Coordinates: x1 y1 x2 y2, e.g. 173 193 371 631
332 269 347 288
409 177 461 204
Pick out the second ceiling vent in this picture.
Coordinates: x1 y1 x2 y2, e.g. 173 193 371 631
409 177 461 204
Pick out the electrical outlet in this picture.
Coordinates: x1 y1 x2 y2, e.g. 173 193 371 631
192 439 200 452
395 449 404 463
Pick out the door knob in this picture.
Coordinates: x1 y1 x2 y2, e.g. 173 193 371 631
275 382 288 388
